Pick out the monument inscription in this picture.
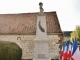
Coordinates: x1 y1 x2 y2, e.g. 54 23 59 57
38 54 45 59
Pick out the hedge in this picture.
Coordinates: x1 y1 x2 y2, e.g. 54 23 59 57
0 41 22 60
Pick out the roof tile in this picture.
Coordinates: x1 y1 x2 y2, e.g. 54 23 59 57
0 12 62 34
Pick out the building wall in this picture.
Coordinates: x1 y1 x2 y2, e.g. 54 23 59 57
0 34 62 59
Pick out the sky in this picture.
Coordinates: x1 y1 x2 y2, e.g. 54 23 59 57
0 0 80 31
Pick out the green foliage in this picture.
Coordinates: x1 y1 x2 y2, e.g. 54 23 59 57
0 41 22 60
70 26 80 45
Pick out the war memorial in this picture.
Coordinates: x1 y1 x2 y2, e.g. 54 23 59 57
0 2 63 60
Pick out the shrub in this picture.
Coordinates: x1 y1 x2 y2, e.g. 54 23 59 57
0 41 22 60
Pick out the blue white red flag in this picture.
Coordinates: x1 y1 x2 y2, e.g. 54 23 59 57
72 38 80 60
60 41 69 60
60 42 65 60
63 41 68 60
60 38 80 60
67 42 72 59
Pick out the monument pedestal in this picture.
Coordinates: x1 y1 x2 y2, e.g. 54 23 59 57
33 40 51 60
33 2 51 60
33 15 51 60
33 59 51 60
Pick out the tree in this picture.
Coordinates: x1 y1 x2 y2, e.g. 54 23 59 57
70 26 80 45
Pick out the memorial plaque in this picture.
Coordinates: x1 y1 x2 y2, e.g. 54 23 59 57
38 54 45 59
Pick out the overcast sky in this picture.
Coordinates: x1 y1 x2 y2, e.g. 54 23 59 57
0 0 80 31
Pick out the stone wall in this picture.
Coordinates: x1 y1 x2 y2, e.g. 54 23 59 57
0 34 61 59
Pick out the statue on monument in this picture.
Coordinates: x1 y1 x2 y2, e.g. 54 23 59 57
39 2 44 13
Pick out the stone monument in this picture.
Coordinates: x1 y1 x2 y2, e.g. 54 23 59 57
33 2 51 60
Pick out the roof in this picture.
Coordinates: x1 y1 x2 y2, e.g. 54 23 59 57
0 12 62 34
63 31 72 37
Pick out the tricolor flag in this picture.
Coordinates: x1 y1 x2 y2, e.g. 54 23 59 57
60 38 80 60
60 42 65 60
72 38 80 60
67 41 74 60
67 42 72 59
60 41 68 60
63 41 68 60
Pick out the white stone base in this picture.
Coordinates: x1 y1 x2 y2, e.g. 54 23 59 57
34 42 49 58
33 58 51 60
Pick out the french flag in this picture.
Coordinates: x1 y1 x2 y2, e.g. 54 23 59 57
67 42 72 59
63 41 68 60
60 41 69 60
72 38 80 60
67 42 74 60
60 42 65 60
